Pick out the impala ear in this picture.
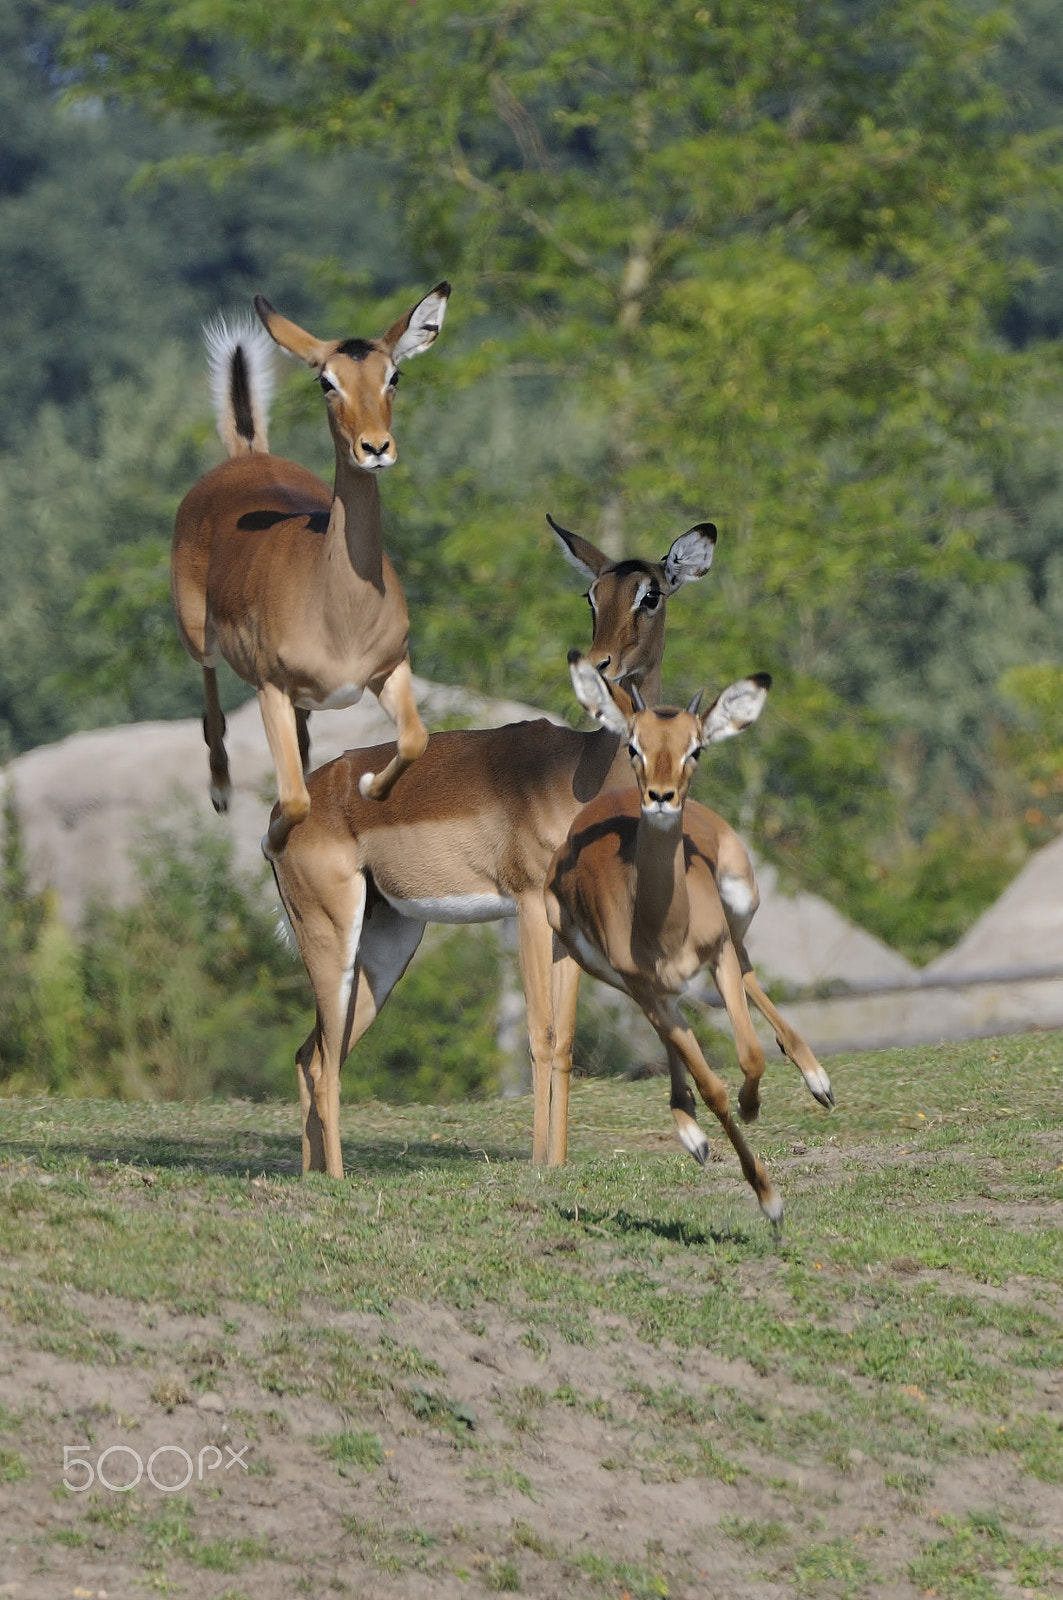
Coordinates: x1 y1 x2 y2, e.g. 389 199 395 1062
383 282 451 363
700 672 771 746
253 296 334 372
547 514 612 579
661 523 717 592
567 649 632 736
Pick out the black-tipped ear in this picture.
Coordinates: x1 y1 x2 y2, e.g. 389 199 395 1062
700 674 771 746
568 652 631 736
661 524 717 591
252 297 332 369
549 514 612 579
383 282 451 363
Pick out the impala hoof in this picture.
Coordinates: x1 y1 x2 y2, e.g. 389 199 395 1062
737 1087 761 1125
210 784 231 815
673 1112 710 1166
358 769 387 801
805 1065 835 1109
760 1187 784 1232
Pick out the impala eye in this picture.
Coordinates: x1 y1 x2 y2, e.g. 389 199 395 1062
640 590 662 612
388 370 401 390
318 373 337 394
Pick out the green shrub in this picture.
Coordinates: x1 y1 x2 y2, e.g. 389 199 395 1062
0 808 504 1104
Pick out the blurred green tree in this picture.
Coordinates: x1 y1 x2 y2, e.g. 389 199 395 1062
0 816 505 1102
50 0 1063 955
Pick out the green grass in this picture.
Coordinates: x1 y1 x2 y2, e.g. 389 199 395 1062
1 1032 1062 1596
0 1445 27 1482
320 1429 385 1469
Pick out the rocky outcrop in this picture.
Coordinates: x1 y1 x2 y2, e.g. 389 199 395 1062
5 684 1061 1056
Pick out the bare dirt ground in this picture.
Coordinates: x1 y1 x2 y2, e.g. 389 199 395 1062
3 1285 1059 1600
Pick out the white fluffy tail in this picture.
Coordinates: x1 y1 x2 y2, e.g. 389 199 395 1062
274 905 298 956
203 314 277 458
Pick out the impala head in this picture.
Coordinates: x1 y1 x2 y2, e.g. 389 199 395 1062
548 514 716 694
567 651 771 824
253 283 451 472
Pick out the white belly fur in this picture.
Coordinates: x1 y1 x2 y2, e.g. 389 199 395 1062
380 892 518 925
295 683 365 711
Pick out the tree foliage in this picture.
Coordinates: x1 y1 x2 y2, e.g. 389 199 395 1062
22 0 1063 958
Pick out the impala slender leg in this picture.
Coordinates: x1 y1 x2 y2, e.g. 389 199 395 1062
201 666 231 814
716 848 835 1111
287 892 425 1175
664 1042 711 1165
638 992 781 1224
359 658 429 800
546 950 581 1166
518 895 557 1165
258 684 311 857
295 708 312 778
295 1027 344 1178
295 1027 325 1174
712 937 766 1123
738 960 835 1109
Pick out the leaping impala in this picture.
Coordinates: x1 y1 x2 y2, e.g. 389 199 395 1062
269 515 831 1179
545 655 784 1227
171 282 450 857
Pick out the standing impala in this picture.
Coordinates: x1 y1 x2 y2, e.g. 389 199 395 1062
545 656 783 1227
270 516 832 1179
171 283 450 857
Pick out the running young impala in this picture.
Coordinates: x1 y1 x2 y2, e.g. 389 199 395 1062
171 283 450 857
544 655 784 1227
270 516 832 1179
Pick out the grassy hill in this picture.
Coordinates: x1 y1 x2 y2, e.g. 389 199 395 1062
1 1034 1061 1596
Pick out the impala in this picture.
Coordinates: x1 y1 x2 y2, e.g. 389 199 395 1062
545 655 783 1226
171 283 450 857
270 516 831 1178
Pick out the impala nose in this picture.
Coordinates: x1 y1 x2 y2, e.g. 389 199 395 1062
646 787 676 806
360 437 393 460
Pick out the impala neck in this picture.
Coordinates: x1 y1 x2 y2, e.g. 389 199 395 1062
323 449 387 604
631 809 689 964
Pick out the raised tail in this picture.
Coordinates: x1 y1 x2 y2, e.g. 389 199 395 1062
203 313 277 458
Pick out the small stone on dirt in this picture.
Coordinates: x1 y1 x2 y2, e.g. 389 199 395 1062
196 1391 226 1413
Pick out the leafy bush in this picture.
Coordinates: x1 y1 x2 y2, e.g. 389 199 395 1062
0 807 505 1103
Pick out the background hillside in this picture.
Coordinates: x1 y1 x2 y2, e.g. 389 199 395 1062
2 0 1063 1096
